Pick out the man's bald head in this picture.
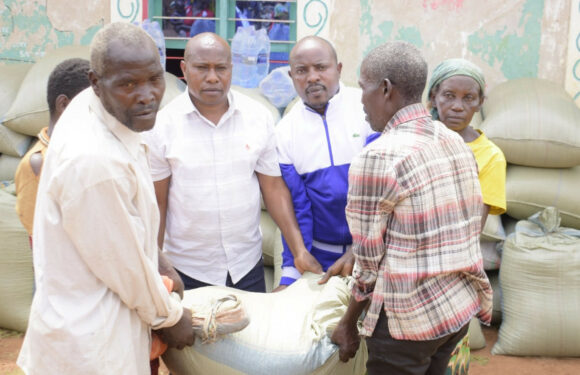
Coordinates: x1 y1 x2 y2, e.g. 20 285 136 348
90 22 158 77
184 32 231 63
289 36 337 65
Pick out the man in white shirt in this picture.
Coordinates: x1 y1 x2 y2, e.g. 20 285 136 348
17 22 194 375
145 32 315 292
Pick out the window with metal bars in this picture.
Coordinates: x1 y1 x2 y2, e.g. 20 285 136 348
148 0 297 79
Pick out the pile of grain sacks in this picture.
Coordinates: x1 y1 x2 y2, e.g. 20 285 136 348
477 78 580 357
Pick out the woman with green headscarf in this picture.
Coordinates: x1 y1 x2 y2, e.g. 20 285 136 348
428 58 506 225
428 59 506 375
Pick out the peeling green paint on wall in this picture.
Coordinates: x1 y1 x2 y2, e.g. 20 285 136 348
81 24 103 46
360 0 394 56
396 26 424 48
0 0 95 64
468 0 543 79
360 1 424 56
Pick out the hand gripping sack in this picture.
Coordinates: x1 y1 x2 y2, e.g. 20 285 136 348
480 78 580 168
162 273 368 375
492 207 580 356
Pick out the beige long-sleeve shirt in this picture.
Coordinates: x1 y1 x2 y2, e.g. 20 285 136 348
17 88 183 375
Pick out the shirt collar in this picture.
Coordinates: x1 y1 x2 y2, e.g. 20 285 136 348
38 127 50 146
177 89 237 124
88 89 145 160
383 103 431 133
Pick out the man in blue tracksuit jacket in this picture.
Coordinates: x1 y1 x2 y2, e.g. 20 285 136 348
275 36 375 289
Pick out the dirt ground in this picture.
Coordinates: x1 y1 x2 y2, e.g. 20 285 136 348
2 326 579 374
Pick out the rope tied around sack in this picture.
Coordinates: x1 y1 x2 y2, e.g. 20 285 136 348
192 294 247 344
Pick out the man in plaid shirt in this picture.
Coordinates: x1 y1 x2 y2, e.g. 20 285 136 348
331 41 492 374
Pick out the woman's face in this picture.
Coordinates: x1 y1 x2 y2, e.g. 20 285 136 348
430 75 483 133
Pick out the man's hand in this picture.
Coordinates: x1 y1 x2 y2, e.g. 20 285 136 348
331 317 361 362
272 284 288 292
158 250 184 299
294 251 323 275
168 273 184 299
318 249 354 284
158 308 195 350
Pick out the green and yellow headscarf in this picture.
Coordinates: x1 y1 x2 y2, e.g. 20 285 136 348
427 58 485 120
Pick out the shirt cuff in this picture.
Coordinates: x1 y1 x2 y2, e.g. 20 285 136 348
352 262 377 301
150 294 184 330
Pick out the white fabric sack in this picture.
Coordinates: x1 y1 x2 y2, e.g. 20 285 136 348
481 214 505 242
481 240 501 271
505 165 580 230
260 210 282 288
0 63 34 157
2 46 90 136
487 270 502 325
0 154 22 182
161 72 186 109
492 207 580 356
162 273 367 375
0 187 34 332
480 78 580 168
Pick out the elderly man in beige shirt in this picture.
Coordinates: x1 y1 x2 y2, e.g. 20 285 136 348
17 23 194 375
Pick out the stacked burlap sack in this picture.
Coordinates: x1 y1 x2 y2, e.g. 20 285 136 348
0 183 33 332
477 78 580 357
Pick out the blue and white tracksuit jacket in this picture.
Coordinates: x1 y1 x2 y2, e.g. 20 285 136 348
275 84 375 285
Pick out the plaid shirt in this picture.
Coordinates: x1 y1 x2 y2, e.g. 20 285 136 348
347 104 492 340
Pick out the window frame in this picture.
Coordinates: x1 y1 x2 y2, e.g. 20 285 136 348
148 0 297 55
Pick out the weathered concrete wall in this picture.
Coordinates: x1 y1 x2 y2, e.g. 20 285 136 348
300 0 570 94
2 0 572 98
0 0 108 65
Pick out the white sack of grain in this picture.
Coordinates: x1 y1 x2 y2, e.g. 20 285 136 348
492 207 580 356
162 273 367 375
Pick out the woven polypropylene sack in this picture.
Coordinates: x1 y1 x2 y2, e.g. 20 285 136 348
160 72 186 109
259 211 282 289
0 125 33 158
492 208 580 356
0 188 34 332
0 64 34 157
480 78 580 168
2 46 90 136
481 214 505 241
162 273 367 375
505 165 580 229
481 240 501 271
0 154 22 182
487 270 502 325
0 63 33 117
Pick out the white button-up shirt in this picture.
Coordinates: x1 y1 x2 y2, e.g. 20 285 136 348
144 90 280 285
17 89 183 375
